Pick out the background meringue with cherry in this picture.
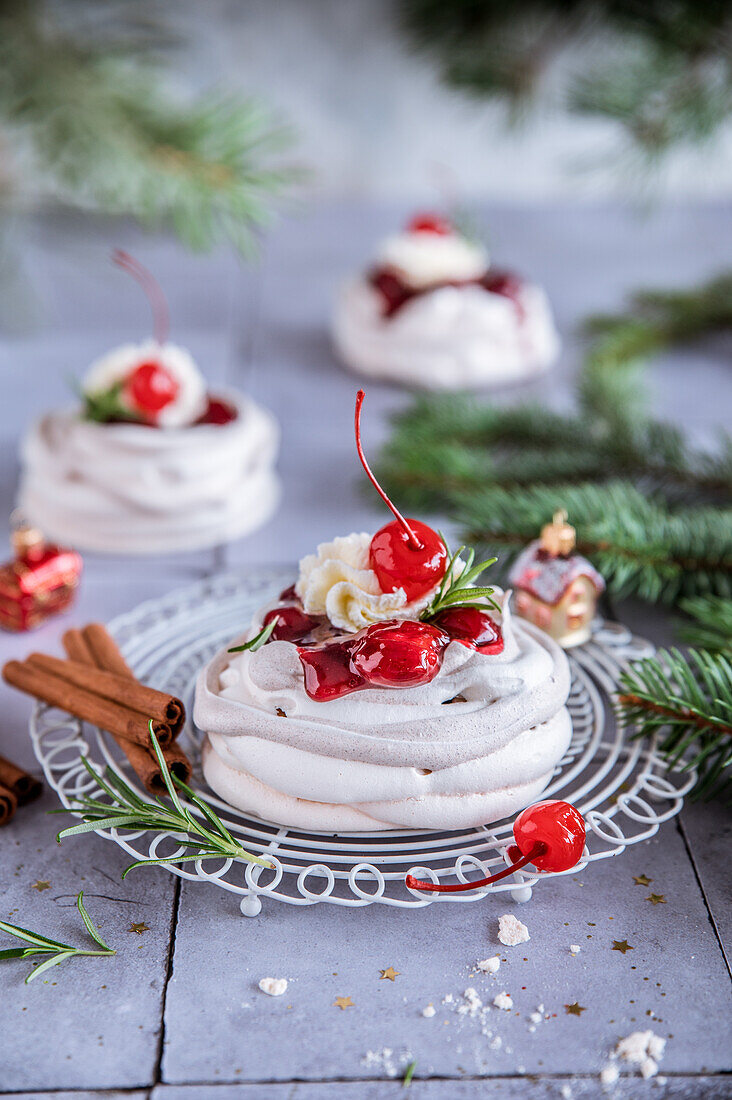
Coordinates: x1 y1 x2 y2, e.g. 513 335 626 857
332 213 560 390
17 252 281 555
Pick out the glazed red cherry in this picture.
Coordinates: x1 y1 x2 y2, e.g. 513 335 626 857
407 213 452 236
432 606 504 655
351 620 448 688
127 361 179 415
354 391 448 601
510 799 586 874
405 799 585 893
370 519 448 602
263 605 320 644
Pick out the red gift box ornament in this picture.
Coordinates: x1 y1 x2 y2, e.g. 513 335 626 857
0 518 83 632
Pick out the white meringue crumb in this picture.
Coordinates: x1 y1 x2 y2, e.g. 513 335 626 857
258 977 287 997
493 991 513 1011
497 913 530 946
422 1003 436 1018
489 1035 502 1050
614 1030 666 1079
570 944 581 954
560 1087 572 1100
600 1063 619 1086
529 1011 542 1024
477 955 501 974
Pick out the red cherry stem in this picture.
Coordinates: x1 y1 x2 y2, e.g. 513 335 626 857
112 249 170 346
405 841 546 894
354 390 423 551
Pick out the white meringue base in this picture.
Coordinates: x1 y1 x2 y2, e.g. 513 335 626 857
332 276 560 390
202 707 571 832
17 392 280 554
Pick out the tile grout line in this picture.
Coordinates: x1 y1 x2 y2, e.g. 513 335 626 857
151 873 182 1088
675 815 731 980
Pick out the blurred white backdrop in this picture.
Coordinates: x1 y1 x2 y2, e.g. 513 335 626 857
167 0 732 200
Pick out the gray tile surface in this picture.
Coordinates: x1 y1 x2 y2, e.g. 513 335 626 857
0 201 730 1096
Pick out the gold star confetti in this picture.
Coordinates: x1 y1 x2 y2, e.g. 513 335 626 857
633 874 652 886
564 1002 587 1016
647 894 667 905
31 880 50 892
612 940 633 954
380 966 400 981
334 996 354 1010
128 922 150 934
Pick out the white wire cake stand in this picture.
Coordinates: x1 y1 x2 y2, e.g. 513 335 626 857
30 569 695 915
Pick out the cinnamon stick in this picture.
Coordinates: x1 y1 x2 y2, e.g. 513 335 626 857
82 623 135 679
0 781 17 826
62 628 96 667
2 661 173 748
116 738 192 796
0 753 43 806
27 653 183 734
64 620 192 793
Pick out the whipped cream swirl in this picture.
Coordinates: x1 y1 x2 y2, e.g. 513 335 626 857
376 230 489 289
18 392 280 554
295 532 436 633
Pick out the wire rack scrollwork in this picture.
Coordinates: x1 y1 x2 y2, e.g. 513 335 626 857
31 570 695 915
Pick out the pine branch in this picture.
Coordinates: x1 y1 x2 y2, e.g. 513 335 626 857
458 481 732 605
677 596 732 653
0 5 299 255
399 0 732 163
617 648 732 800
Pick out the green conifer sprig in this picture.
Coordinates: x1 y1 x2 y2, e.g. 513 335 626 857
0 4 299 255
400 0 732 166
456 482 732 605
618 648 732 800
676 596 732 654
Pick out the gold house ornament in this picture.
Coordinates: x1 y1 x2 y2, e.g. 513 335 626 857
508 511 605 648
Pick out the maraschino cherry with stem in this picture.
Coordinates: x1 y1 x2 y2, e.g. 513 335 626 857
112 250 179 421
355 390 447 601
405 800 586 893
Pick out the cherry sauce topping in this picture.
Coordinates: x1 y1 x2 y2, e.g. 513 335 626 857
369 265 524 319
247 593 504 702
195 396 238 426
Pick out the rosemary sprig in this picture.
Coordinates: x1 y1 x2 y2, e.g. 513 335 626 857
57 726 273 876
79 381 142 425
0 892 115 984
228 617 278 653
420 538 500 620
403 1060 417 1087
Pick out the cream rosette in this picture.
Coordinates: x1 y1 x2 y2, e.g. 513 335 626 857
18 392 280 554
195 594 572 832
295 532 438 633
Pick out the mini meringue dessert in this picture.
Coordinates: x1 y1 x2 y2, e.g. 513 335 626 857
18 252 280 554
332 213 560 390
195 391 572 832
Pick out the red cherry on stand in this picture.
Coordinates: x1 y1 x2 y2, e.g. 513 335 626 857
355 390 447 601
405 800 586 893
407 213 453 236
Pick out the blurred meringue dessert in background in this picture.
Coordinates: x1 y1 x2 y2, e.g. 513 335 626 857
18 252 280 555
332 213 560 390
195 392 571 832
